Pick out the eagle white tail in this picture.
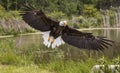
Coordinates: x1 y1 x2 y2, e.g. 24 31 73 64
42 31 65 48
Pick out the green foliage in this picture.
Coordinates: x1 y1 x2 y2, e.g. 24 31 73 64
83 4 98 17
0 0 119 30
0 5 21 20
0 10 20 19
1 0 84 16
47 11 67 20
0 5 5 10
0 5 34 35
1 0 120 17
0 65 52 73
0 35 120 73
45 60 94 73
71 16 99 28
81 0 98 4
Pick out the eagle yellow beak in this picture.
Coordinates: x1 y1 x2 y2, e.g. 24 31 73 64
64 21 67 26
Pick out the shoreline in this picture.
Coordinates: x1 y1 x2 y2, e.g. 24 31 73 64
78 28 120 30
0 28 120 38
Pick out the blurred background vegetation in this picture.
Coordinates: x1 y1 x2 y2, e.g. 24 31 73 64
0 0 120 35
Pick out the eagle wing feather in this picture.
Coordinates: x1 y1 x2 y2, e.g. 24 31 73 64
21 5 59 31
62 26 114 51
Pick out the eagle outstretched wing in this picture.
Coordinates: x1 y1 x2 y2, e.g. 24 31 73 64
21 5 59 31
62 26 114 51
21 5 114 50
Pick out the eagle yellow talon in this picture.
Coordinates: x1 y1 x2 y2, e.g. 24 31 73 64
48 36 50 41
48 36 54 44
51 39 54 44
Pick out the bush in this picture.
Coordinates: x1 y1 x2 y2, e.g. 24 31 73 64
83 4 98 17
0 5 5 10
71 16 99 28
47 11 67 20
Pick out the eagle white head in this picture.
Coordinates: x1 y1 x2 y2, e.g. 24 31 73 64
59 20 67 26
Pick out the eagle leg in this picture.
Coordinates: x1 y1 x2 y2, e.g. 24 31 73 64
48 36 55 44
51 39 54 44
48 36 50 41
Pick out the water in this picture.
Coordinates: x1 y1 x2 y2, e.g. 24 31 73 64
0 29 120 61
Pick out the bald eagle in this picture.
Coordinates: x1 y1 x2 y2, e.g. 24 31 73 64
21 5 114 51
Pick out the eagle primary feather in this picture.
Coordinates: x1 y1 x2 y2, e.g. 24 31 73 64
21 5 59 31
62 26 114 51
21 5 114 51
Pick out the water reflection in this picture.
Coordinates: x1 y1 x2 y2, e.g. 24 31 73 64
0 29 120 61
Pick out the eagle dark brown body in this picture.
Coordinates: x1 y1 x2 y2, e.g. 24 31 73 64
21 5 114 50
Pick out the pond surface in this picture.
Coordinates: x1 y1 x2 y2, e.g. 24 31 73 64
0 29 120 61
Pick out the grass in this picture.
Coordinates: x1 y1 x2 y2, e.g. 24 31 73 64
0 59 119 73
44 59 95 73
0 35 120 73
0 60 95 73
0 65 55 73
